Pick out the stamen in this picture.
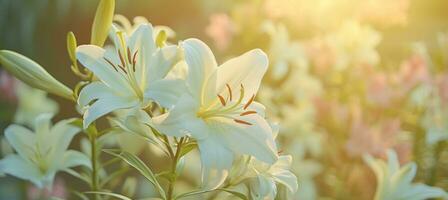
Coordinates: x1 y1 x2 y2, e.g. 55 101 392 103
127 47 132 64
234 119 252 125
226 84 232 101
217 94 226 106
243 94 255 110
278 149 283 154
132 50 138 65
103 58 118 72
240 110 257 116
118 50 126 68
117 64 127 74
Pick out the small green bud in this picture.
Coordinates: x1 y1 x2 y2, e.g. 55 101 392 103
0 50 73 100
90 0 115 46
67 31 77 63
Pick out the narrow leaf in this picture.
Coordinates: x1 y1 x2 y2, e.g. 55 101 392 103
103 149 166 199
85 191 132 200
217 189 249 200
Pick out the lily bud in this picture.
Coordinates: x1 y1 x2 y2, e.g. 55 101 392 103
0 50 73 100
67 31 77 63
90 0 115 46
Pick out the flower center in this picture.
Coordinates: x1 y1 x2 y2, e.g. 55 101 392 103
197 83 257 125
103 31 143 100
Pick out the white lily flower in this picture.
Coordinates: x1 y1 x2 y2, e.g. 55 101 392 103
364 150 448 200
248 155 298 200
153 39 278 188
76 23 184 128
0 113 90 188
14 81 58 128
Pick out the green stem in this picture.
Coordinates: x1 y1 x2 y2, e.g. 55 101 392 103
167 137 185 200
90 127 100 200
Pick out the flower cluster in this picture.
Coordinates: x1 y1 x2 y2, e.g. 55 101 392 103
0 0 296 199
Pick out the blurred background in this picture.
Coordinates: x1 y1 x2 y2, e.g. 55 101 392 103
1 0 448 199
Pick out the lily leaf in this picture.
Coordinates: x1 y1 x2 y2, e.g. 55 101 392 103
103 149 166 200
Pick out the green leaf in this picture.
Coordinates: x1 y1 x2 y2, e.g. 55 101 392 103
103 149 166 200
217 189 249 200
174 189 214 199
91 0 115 46
85 191 132 200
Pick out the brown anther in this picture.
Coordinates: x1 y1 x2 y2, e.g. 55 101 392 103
127 47 132 64
240 110 257 116
118 50 126 68
132 50 138 65
243 94 255 110
217 94 226 106
103 58 118 72
278 149 283 154
226 84 232 101
234 119 252 125
117 64 127 74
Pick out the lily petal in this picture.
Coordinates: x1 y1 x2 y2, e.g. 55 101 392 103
182 38 218 105
0 155 43 187
83 96 139 129
62 150 91 169
144 79 186 109
78 81 122 107
152 94 208 139
147 45 181 83
271 156 298 193
216 49 268 102
214 114 278 164
76 45 132 92
127 24 156 86
5 125 36 160
197 134 233 189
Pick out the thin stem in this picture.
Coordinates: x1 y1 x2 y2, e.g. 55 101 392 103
167 137 185 200
89 127 100 200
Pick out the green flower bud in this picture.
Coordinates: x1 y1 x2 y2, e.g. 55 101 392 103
0 50 73 100
90 0 115 47
67 31 77 63
156 30 167 48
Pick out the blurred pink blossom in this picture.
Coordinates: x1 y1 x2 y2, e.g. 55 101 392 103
27 177 67 200
0 70 17 102
205 13 235 51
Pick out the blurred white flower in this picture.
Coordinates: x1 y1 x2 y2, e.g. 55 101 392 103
76 23 184 128
0 114 90 188
153 39 278 189
248 155 298 200
14 82 58 128
364 150 448 200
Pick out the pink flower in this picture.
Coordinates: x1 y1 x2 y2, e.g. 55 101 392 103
0 70 17 102
27 177 67 200
205 13 236 51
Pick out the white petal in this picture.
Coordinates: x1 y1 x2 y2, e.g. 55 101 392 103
47 119 81 158
216 49 268 102
127 24 156 86
197 134 233 189
182 38 218 105
250 175 277 200
61 150 91 169
76 45 132 92
34 113 53 142
0 155 43 187
213 114 278 164
83 96 139 128
78 81 122 107
5 125 36 160
152 94 208 139
271 156 298 193
147 45 181 83
144 79 186 108
402 184 448 200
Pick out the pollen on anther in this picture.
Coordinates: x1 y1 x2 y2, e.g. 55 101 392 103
103 58 118 72
127 47 132 64
243 94 255 110
240 110 257 116
234 119 252 125
226 84 232 101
